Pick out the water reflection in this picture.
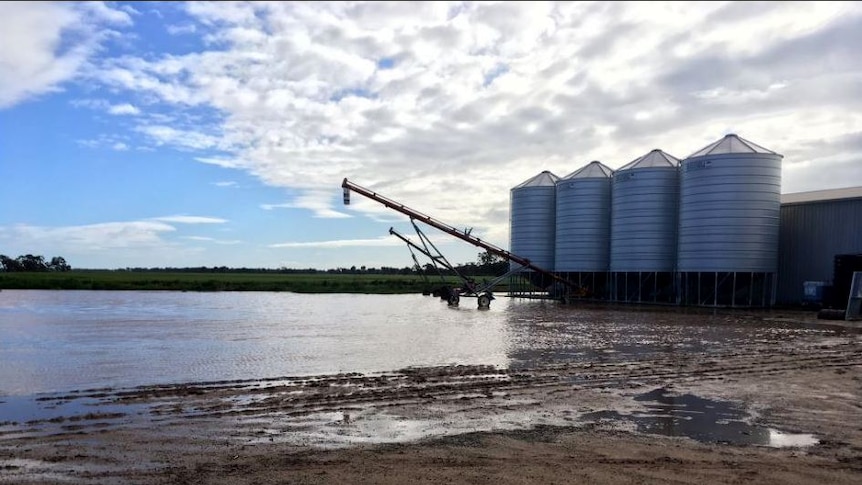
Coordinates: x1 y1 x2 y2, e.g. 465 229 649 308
0 290 839 397
581 387 819 448
501 300 835 369
0 290 511 395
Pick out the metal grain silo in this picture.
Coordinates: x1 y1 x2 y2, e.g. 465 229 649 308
510 171 558 272
555 161 614 273
609 150 679 303
610 149 680 272
677 134 783 306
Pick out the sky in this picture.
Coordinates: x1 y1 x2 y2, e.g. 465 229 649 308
1 1 861 270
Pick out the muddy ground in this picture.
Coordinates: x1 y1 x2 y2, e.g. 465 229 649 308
1 310 861 484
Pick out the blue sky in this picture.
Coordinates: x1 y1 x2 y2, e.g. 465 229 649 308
1 1 861 270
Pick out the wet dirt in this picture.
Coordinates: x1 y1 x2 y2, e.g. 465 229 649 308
1 309 861 484
582 387 819 447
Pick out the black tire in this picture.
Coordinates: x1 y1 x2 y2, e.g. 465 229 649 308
477 294 491 309
448 293 460 306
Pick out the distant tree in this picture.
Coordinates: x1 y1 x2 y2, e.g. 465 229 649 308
0 254 22 272
477 250 502 266
0 254 71 272
16 254 47 271
48 256 71 272
476 251 508 275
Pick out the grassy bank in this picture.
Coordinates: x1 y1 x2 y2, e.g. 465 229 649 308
0 271 505 293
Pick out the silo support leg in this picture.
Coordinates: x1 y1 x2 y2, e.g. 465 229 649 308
712 271 718 306
732 272 737 307
749 272 754 307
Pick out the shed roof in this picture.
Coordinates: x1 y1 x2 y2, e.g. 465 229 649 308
781 186 862 205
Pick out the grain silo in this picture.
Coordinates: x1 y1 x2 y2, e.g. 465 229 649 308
609 149 680 303
677 134 783 306
510 171 558 285
555 161 613 298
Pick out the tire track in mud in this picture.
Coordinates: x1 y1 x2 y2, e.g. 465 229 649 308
120 344 862 422
11 341 861 433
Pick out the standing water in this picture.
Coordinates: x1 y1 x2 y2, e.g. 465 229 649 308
0 290 839 396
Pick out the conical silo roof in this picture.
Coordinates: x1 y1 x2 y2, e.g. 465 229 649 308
687 133 779 158
610 149 680 274
513 170 559 188
511 170 558 273
678 133 783 275
561 161 614 180
617 149 680 171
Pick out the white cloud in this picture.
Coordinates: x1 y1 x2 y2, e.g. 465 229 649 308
167 23 197 36
152 215 228 224
118 4 141 18
64 1 862 251
261 191 352 219
0 2 130 108
77 133 131 151
0 217 243 268
269 230 454 249
136 125 230 151
78 1 133 26
269 236 406 249
259 203 290 210
71 99 140 116
108 103 140 115
70 98 108 110
213 181 237 187
195 157 245 169
1 221 175 251
183 236 241 245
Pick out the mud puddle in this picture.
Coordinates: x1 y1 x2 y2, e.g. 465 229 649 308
582 387 818 448
0 393 147 429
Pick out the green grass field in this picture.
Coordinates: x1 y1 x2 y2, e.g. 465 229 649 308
0 271 505 293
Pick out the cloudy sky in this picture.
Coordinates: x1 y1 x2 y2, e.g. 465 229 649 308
1 1 860 270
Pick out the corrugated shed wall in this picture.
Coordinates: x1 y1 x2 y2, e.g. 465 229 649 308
777 198 862 304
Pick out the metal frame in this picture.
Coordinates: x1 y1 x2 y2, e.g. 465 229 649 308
677 271 775 307
342 178 578 308
389 223 527 308
846 271 862 320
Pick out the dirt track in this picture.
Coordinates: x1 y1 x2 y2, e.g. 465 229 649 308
1 312 861 484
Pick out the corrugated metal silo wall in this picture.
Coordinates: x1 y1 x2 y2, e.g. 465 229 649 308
509 186 556 271
777 198 862 304
555 178 612 272
610 167 679 272
678 153 782 272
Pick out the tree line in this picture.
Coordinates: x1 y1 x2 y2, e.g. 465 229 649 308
0 251 509 276
1 254 71 272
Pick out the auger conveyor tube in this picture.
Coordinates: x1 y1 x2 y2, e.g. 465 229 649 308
342 178 576 290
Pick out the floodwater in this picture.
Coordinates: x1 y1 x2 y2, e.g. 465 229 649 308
0 290 839 397
582 388 819 448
